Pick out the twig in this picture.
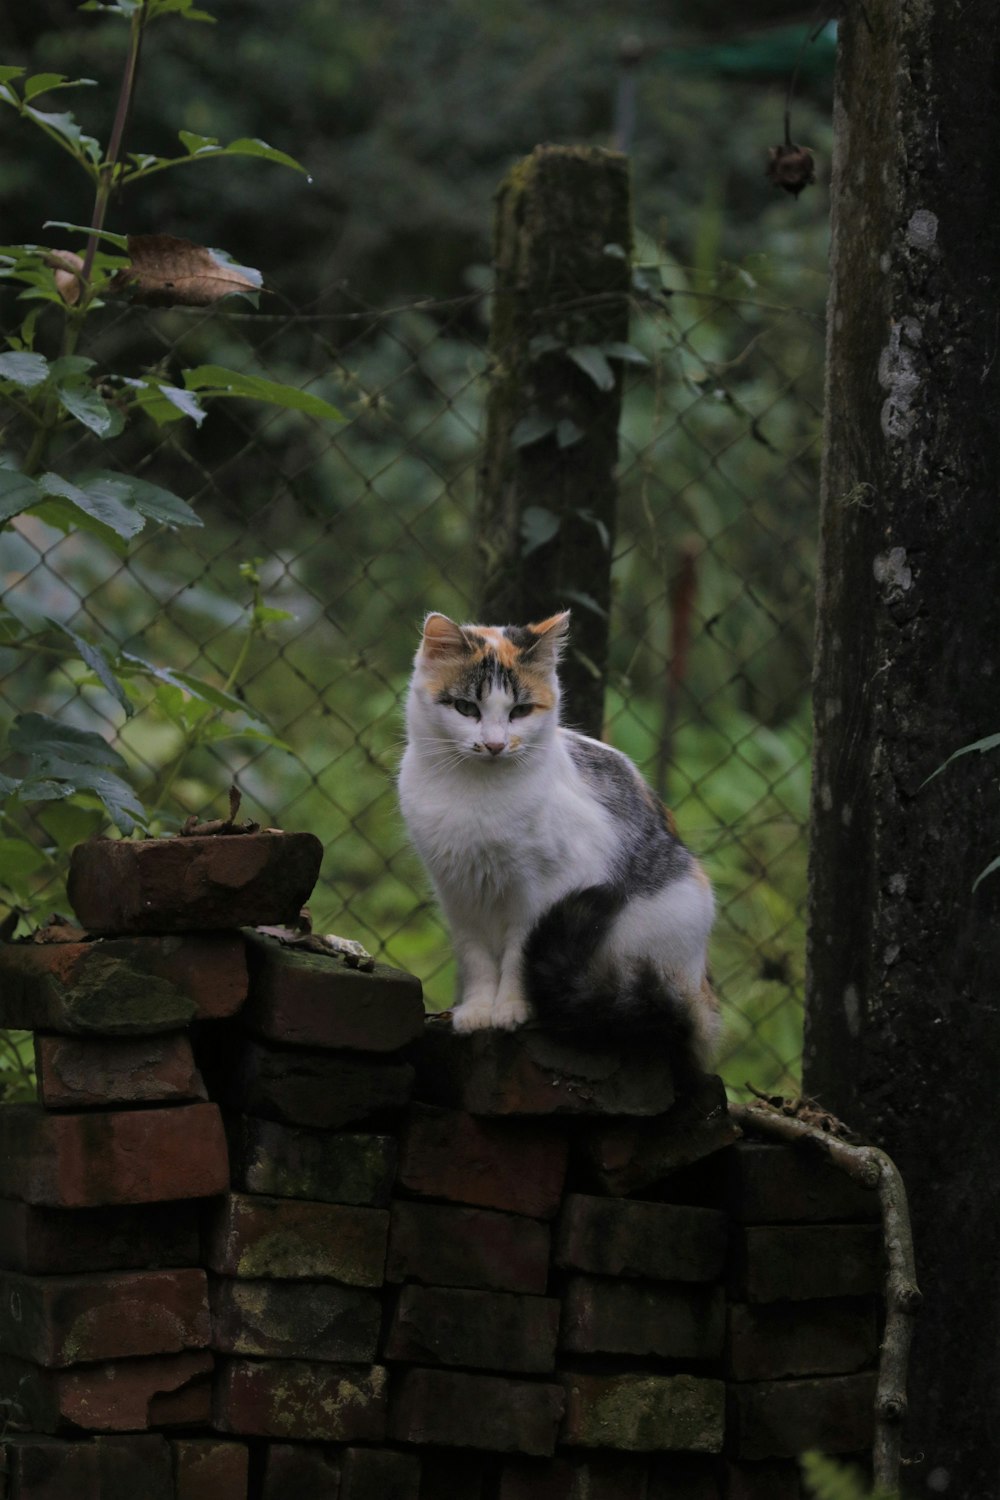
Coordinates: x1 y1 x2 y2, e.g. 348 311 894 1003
729 1100 921 1493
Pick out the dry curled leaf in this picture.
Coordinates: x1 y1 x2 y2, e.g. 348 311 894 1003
766 142 816 198
45 250 85 306
110 234 263 307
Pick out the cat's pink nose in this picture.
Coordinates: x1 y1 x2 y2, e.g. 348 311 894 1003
484 741 505 757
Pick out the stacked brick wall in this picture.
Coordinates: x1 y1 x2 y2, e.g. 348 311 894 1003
0 846 883 1500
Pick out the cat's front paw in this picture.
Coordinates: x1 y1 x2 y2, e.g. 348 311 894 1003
491 991 532 1030
452 995 496 1033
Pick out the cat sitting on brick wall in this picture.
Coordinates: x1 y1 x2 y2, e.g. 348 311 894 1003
398 611 720 1072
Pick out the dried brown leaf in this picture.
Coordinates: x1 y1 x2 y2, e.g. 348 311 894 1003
110 234 262 307
45 250 85 306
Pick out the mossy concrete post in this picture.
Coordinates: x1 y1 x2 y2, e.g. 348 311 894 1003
804 2 1000 1492
477 145 632 736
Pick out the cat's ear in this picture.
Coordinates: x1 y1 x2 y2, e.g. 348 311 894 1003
524 610 570 666
420 613 471 661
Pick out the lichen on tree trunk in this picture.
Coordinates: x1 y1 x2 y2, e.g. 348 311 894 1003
477 145 632 736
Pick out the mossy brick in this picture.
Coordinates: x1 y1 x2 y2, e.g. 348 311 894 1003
556 1193 727 1282
387 1201 551 1293
66 831 323 935
213 1358 388 1441
341 1446 421 1500
415 1020 676 1116
726 1373 878 1459
0 1198 199 1273
229 1040 414 1129
727 1299 878 1382
0 1102 228 1207
560 1372 725 1453
1 1435 175 1500
0 1349 214 1433
727 1143 880 1224
723 1459 802 1499
262 1442 341 1500
584 1075 740 1195
210 1276 381 1361
499 1454 649 1499
384 1285 560 1374
730 1225 883 1303
173 1438 250 1500
226 1115 396 1206
397 1105 568 1218
0 932 246 1034
205 1193 388 1285
0 1266 209 1367
244 931 425 1052
390 1367 564 1456
34 1031 206 1109
560 1277 725 1362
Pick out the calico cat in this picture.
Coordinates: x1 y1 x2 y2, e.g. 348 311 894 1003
398 610 720 1069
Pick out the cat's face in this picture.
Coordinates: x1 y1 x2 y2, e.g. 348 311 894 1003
410 611 569 765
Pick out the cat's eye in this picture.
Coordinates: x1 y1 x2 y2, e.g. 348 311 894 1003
509 704 535 720
453 698 480 719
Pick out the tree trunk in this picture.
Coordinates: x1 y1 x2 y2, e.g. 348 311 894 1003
477 145 632 737
805 4 1000 1495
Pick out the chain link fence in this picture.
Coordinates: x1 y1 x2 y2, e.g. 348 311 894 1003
0 264 823 1094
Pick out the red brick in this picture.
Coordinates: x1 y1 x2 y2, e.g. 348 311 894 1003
34 1031 206 1109
0 1103 228 1207
727 1143 880 1224
387 1201 551 1293
415 1021 676 1116
556 1193 727 1281
341 1446 421 1500
723 1459 802 1500
730 1225 883 1302
0 1350 213 1433
210 1276 381 1361
560 1372 725 1453
0 1267 209 1366
727 1300 878 1381
727 1373 878 1459
231 1041 414 1129
227 1115 397 1205
499 1455 649 1500
585 1075 740 1194
244 932 425 1052
172 1438 250 1500
397 1106 568 1218
384 1285 560 1373
213 1358 387 1441
561 1277 725 1361
0 932 247 1033
261 1443 340 1499
391 1367 563 1456
205 1194 387 1285
0 1199 200 1273
66 831 322 935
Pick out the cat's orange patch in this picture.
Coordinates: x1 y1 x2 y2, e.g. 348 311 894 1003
474 627 520 670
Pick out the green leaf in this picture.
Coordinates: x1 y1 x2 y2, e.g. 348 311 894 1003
37 798 104 851
253 605 295 625
924 731 1000 785
556 418 583 449
50 619 134 718
183 365 342 422
602 340 651 367
29 499 128 556
0 351 49 389
178 130 219 154
562 589 608 619
124 378 207 427
147 0 216 20
44 221 130 251
521 506 560 556
973 854 1000 893
23 106 101 166
38 473 143 541
56 384 123 438
0 68 26 87
567 344 616 392
24 74 97 102
0 838 49 892
511 412 556 449
119 652 259 721
203 136 303 172
49 355 96 381
88 471 202 531
9 712 128 769
0 469 43 523
528 334 563 358
4 714 143 835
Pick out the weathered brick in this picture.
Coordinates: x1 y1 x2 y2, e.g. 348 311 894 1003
66 831 322 935
230 1040 414 1129
210 1277 381 1361
34 1031 206 1109
415 1021 676 1116
261 1443 340 1500
585 1075 740 1195
341 1446 421 1500
205 1194 387 1285
730 1225 883 1303
387 1201 550 1294
213 1359 388 1441
0 1199 200 1273
244 932 425 1052
722 1459 802 1500
391 1367 563 1456
561 1277 725 1361
0 932 246 1034
727 1372 878 1459
0 1267 209 1366
560 1372 725 1453
227 1115 397 1206
0 1350 213 1433
0 1103 228 1207
727 1299 878 1382
397 1106 568 1218
499 1454 649 1500
172 1438 250 1500
384 1285 560 1374
727 1142 880 1224
556 1193 727 1282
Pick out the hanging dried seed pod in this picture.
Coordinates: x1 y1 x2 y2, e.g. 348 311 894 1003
766 141 816 197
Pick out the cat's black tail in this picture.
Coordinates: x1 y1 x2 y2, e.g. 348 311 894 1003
522 883 704 1079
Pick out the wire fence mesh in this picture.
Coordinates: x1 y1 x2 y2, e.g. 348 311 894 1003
0 268 823 1095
